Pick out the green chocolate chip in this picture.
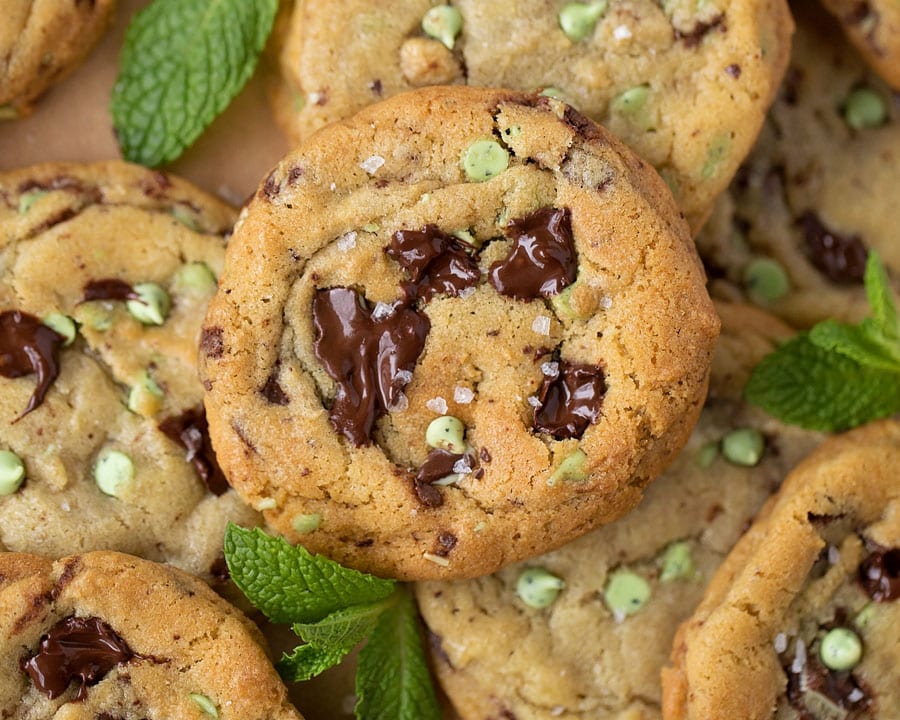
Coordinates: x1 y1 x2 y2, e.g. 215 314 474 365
516 567 565 608
843 87 887 130
540 87 567 101
127 371 164 417
659 541 694 582
701 136 730 180
425 415 467 454
292 513 322 534
42 313 77 346
189 693 219 718
819 628 863 671
363 222 380 233
854 603 876 629
559 1 608 42
0 450 26 495
721 428 765 467
422 5 462 49
94 449 134 498
695 440 719 468
126 283 171 325
547 449 588 485
172 262 217 296
171 205 198 230
743 257 790 304
462 140 509 182
612 85 650 115
18 190 47 214
453 228 479 247
604 569 651 619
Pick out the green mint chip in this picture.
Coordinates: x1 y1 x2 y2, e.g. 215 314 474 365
355 587 442 720
111 0 278 167
223 524 395 624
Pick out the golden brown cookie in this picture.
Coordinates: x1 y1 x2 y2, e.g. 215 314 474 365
0 550 303 718
0 0 116 117
818 0 900 90
663 420 900 720
270 0 794 233
200 85 719 581
414 302 824 720
0 161 259 582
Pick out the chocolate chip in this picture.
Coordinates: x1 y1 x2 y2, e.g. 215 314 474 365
435 531 457 556
312 287 430 446
387 225 481 302
81 278 139 303
479 447 491 462
800 211 868 284
158 407 229 495
414 478 444 507
533 361 605 439
674 14 725 48
0 310 65 420
368 79 383 96
858 544 900 602
260 170 279 200
21 616 133 701
562 105 604 142
261 368 290 405
416 448 463 485
725 64 741 78
199 327 224 358
489 207 577 300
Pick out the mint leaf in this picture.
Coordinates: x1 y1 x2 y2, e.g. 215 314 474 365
809 320 900 372
355 587 442 720
864 252 898 339
745 334 900 430
278 596 395 682
111 0 278 167
223 525 395 624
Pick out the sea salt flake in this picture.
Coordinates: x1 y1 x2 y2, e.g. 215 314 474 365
532 314 551 335
337 231 357 252
600 296 613 309
395 369 413 385
360 155 385 174
848 689 865 703
541 361 560 377
453 386 474 404
372 301 394 320
791 639 807 674
389 392 409 412
613 25 632 40
426 396 448 414
452 456 473 474
827 545 841 565
458 286 476 299
774 633 788 653
527 395 541 408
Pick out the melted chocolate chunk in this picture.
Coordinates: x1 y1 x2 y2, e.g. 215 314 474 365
81 279 140 303
674 14 725 48
533 361 605 439
0 310 65 419
786 654 873 718
414 479 444 507
386 225 480 302
416 448 463 486
800 211 868 284
158 407 229 495
22 616 133 700
489 207 576 300
312 287 430 446
859 545 900 602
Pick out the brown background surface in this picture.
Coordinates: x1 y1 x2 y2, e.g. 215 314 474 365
0 2 365 718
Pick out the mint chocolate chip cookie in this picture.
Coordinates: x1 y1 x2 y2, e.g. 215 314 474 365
0 161 259 581
819 0 900 90
663 419 900 720
698 2 900 327
200 86 719 581
0 0 116 117
0 551 303 718
414 302 824 720
269 0 793 233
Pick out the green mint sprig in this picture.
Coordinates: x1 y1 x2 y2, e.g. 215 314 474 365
111 0 278 167
224 525 442 720
745 252 900 430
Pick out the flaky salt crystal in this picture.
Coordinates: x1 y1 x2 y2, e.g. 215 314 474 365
613 25 632 40
532 315 551 335
426 396 448 414
453 386 474 404
541 361 559 377
360 155 385 174
337 231 357 252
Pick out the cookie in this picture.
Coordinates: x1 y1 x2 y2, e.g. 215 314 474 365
0 0 116 118
697 1 900 327
269 0 793 232
0 550 303 718
413 302 824 720
819 0 900 90
0 161 259 582
663 419 900 720
200 86 719 581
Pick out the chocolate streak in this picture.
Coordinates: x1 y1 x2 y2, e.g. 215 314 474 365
312 288 430 446
158 407 229 496
387 226 480 302
533 361 605 439
0 310 65 419
22 616 133 700
489 207 577 299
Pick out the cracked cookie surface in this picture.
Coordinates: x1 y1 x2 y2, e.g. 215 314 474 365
698 1 900 327
0 161 259 582
0 550 303 719
200 86 719 581
414 301 824 720
663 419 900 720
269 0 793 233
0 0 116 117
